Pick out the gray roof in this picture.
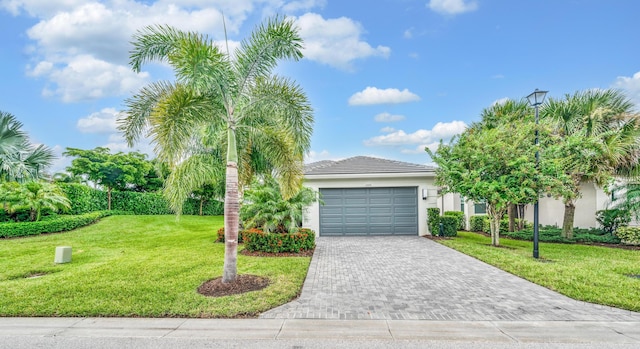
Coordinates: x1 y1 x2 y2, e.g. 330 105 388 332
305 156 435 175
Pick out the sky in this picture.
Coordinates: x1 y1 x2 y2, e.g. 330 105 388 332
1 0 640 173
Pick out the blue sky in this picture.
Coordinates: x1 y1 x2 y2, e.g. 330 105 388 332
1 0 639 173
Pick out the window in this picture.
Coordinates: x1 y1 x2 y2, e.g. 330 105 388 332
474 201 487 214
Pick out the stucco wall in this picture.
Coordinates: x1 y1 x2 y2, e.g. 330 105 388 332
442 182 612 229
302 174 437 237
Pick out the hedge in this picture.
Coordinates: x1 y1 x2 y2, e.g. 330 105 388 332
59 183 223 216
427 207 440 235
615 227 640 245
242 228 315 253
0 211 127 238
470 215 488 232
444 211 465 230
439 216 459 237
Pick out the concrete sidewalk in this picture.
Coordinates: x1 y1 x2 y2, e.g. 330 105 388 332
1 317 640 346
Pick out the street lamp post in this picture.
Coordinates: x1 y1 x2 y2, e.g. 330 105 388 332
526 88 548 259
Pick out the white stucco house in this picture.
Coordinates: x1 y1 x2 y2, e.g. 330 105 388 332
302 156 439 237
302 156 622 236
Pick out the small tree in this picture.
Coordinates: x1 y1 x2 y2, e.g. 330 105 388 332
241 177 319 233
64 147 153 209
16 181 70 221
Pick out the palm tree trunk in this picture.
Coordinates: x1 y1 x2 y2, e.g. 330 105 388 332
562 201 575 239
222 127 239 283
199 199 204 216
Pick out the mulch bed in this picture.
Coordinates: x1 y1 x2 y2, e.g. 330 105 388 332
239 248 315 257
197 275 270 298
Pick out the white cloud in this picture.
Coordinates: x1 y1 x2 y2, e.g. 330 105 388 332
349 87 420 106
401 142 441 154
48 144 73 174
380 126 396 133
9 0 259 102
374 112 406 122
104 133 155 156
30 55 149 102
364 120 467 147
77 108 120 134
403 28 413 39
491 74 505 79
295 13 390 70
281 0 326 13
428 0 478 15
612 71 640 109
305 149 333 163
491 97 510 106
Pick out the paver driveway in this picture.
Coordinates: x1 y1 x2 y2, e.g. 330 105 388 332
260 236 640 320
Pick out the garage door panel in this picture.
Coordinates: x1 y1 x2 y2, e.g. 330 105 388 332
344 207 367 214
319 187 418 236
370 207 392 215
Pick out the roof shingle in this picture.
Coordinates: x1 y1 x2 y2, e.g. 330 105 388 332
305 156 434 175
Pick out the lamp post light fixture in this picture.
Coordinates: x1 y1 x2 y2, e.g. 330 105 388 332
526 88 548 259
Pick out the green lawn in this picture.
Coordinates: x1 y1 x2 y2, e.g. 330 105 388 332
437 232 640 312
0 215 310 317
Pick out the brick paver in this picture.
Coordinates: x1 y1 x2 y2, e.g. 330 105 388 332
260 236 640 320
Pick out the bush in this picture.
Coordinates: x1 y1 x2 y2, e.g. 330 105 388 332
59 183 223 216
615 227 640 245
215 227 244 243
596 209 631 235
470 215 487 232
444 211 465 230
427 208 440 235
503 227 621 244
439 216 458 237
242 228 315 253
0 211 117 238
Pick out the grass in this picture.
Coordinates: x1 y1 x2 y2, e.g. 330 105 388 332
0 215 310 317
437 232 640 312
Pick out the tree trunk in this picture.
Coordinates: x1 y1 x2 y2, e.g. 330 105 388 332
487 204 501 246
107 186 112 210
517 204 525 230
508 204 515 232
222 127 239 283
199 199 204 216
562 201 575 239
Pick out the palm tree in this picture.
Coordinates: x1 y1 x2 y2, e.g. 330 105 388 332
119 16 313 283
0 111 55 183
16 181 71 221
542 89 640 238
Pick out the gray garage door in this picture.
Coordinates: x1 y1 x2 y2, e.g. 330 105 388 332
319 187 418 236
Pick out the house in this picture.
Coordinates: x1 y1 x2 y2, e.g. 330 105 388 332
302 156 439 237
303 156 621 236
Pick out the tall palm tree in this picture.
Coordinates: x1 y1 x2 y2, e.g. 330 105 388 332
0 111 55 183
119 16 313 283
542 89 640 238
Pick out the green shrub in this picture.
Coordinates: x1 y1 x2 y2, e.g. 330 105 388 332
444 211 465 230
596 209 631 235
439 216 458 237
615 227 640 245
469 215 487 232
215 227 243 243
503 227 620 244
59 183 107 214
242 228 315 253
60 183 223 216
0 211 116 238
427 207 440 235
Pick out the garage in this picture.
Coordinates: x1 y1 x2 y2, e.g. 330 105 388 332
302 156 437 237
319 187 419 236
